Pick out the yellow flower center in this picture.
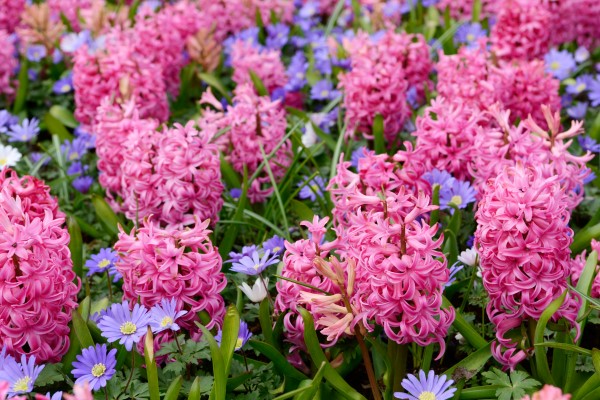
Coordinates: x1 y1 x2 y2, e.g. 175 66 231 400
418 392 437 400
120 321 137 335
235 337 244 349
576 83 586 92
272 246 281 253
450 195 463 207
62 84 71 92
321 90 329 97
98 259 111 269
69 152 79 161
12 376 31 393
550 61 560 70
0 157 7 166
160 316 173 327
91 363 106 377
253 264 260 270
466 33 475 42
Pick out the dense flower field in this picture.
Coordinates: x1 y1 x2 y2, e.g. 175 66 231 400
1 0 600 399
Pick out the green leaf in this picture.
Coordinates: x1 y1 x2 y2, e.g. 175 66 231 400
144 327 160 400
196 323 226 400
445 342 492 380
373 114 385 154
35 363 64 386
67 216 83 281
442 297 488 349
443 230 459 266
325 0 346 35
593 348 600 377
188 376 202 400
13 58 28 114
248 340 308 382
49 105 78 128
297 361 327 400
91 195 121 238
572 223 600 254
285 107 337 151
220 155 241 189
219 169 249 261
459 385 503 399
535 342 592 357
220 305 241 375
430 184 440 227
227 373 253 392
535 291 568 385
164 376 183 400
259 144 290 238
198 72 232 103
298 307 367 400
44 113 73 142
249 70 269 97
471 0 482 22
259 299 274 346
576 251 599 326
72 306 94 349
290 199 315 222
62 327 81 375
482 368 541 400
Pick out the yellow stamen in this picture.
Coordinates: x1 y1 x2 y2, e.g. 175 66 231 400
120 321 137 335
91 363 106 377
12 376 31 393
418 392 437 400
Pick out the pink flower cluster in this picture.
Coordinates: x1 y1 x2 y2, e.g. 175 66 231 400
436 0 498 20
231 39 288 95
522 385 571 400
570 240 600 299
132 2 203 97
0 169 79 363
545 0 600 49
490 0 552 61
471 106 592 210
47 0 92 31
0 0 24 33
339 30 432 143
115 218 226 338
436 44 561 126
0 29 17 98
72 29 169 127
196 0 293 42
199 84 292 203
95 100 224 228
475 163 580 369
276 150 453 355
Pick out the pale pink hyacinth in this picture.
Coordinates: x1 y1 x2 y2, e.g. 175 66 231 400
411 97 486 180
94 98 160 212
0 169 79 363
475 163 580 370
490 0 552 62
339 30 432 143
521 385 571 400
275 217 344 351
115 218 226 339
0 30 17 99
118 120 224 228
199 85 292 203
72 29 168 126
0 0 24 33
231 39 288 95
132 2 202 97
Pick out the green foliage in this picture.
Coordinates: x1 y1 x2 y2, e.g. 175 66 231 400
482 369 541 400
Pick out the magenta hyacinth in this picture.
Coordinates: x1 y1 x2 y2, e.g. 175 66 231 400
0 169 79 363
199 84 291 203
231 39 288 95
475 163 580 369
0 0 25 33
115 218 226 339
72 28 169 126
339 30 432 143
119 120 224 228
0 30 17 99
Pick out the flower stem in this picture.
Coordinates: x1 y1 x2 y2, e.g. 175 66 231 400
106 270 113 303
174 334 184 355
354 328 382 400
388 341 408 394
123 350 135 395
